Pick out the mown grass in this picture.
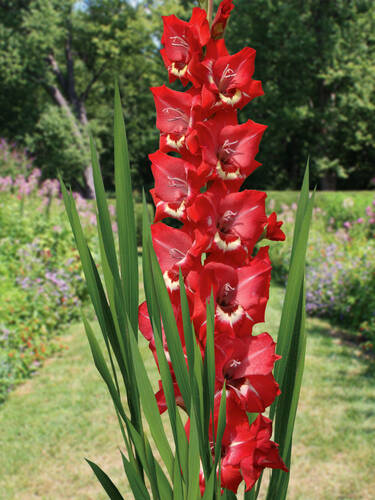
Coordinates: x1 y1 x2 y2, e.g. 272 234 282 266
0 283 374 499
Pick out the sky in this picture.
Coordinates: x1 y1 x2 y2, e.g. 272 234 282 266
75 0 139 9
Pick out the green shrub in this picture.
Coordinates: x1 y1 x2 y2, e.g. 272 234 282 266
0 138 33 179
25 106 90 191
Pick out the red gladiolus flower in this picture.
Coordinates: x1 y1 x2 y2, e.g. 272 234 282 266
192 398 287 494
142 0 288 492
266 211 286 241
219 400 288 492
151 222 202 292
211 0 234 40
155 379 185 414
151 86 202 154
138 300 189 400
215 332 281 412
196 112 267 182
149 150 202 222
161 8 210 86
187 247 271 339
193 46 264 111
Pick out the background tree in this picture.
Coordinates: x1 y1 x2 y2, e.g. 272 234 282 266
0 0 167 194
0 0 374 192
225 0 375 190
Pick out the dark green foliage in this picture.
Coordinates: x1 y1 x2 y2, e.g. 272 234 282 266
0 0 168 192
225 0 375 190
1 0 374 192
25 106 90 190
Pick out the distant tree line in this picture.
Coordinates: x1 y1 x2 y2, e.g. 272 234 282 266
0 0 374 193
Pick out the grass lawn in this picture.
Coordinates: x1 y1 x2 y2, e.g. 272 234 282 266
0 284 374 499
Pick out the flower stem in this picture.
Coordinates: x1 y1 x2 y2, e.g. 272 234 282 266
207 0 214 27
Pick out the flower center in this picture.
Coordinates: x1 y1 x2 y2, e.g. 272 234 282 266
218 210 237 233
218 282 236 307
219 89 242 106
169 247 186 262
216 160 242 180
167 176 188 191
166 134 185 150
219 64 236 91
162 106 189 126
170 62 188 78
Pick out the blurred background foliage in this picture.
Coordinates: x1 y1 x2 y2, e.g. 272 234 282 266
0 0 374 194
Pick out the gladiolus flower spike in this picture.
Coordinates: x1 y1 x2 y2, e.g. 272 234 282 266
140 0 287 494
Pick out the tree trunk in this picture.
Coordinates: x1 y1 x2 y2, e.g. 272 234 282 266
321 170 337 190
46 52 95 198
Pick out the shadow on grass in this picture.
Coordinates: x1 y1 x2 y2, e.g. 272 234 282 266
309 321 375 376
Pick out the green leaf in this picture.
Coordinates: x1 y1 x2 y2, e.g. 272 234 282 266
222 489 237 500
290 161 310 258
203 291 216 443
265 281 306 499
83 316 127 423
141 193 162 338
154 460 173 500
187 404 201 500
201 467 216 500
61 182 125 380
114 83 138 335
173 453 184 500
90 135 120 284
272 183 314 407
152 318 189 482
120 451 151 500
263 163 314 500
62 177 143 438
178 270 210 474
213 383 226 470
127 317 174 478
178 269 195 379
86 459 124 500
141 208 190 484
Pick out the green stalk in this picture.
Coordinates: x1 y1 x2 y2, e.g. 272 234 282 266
207 0 214 27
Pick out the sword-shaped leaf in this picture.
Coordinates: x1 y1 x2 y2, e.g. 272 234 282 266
114 83 138 335
86 459 124 500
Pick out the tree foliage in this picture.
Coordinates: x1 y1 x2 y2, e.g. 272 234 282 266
0 0 374 191
225 0 375 189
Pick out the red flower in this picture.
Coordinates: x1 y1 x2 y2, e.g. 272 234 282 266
215 332 280 412
151 85 202 154
211 0 234 41
138 300 188 376
196 112 267 182
151 222 201 292
192 45 264 111
266 212 286 241
219 401 288 492
155 379 185 414
187 190 268 262
161 8 210 86
144 2 288 493
193 398 287 493
149 150 202 222
187 247 271 338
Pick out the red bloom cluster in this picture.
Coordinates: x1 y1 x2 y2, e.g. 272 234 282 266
139 0 287 493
